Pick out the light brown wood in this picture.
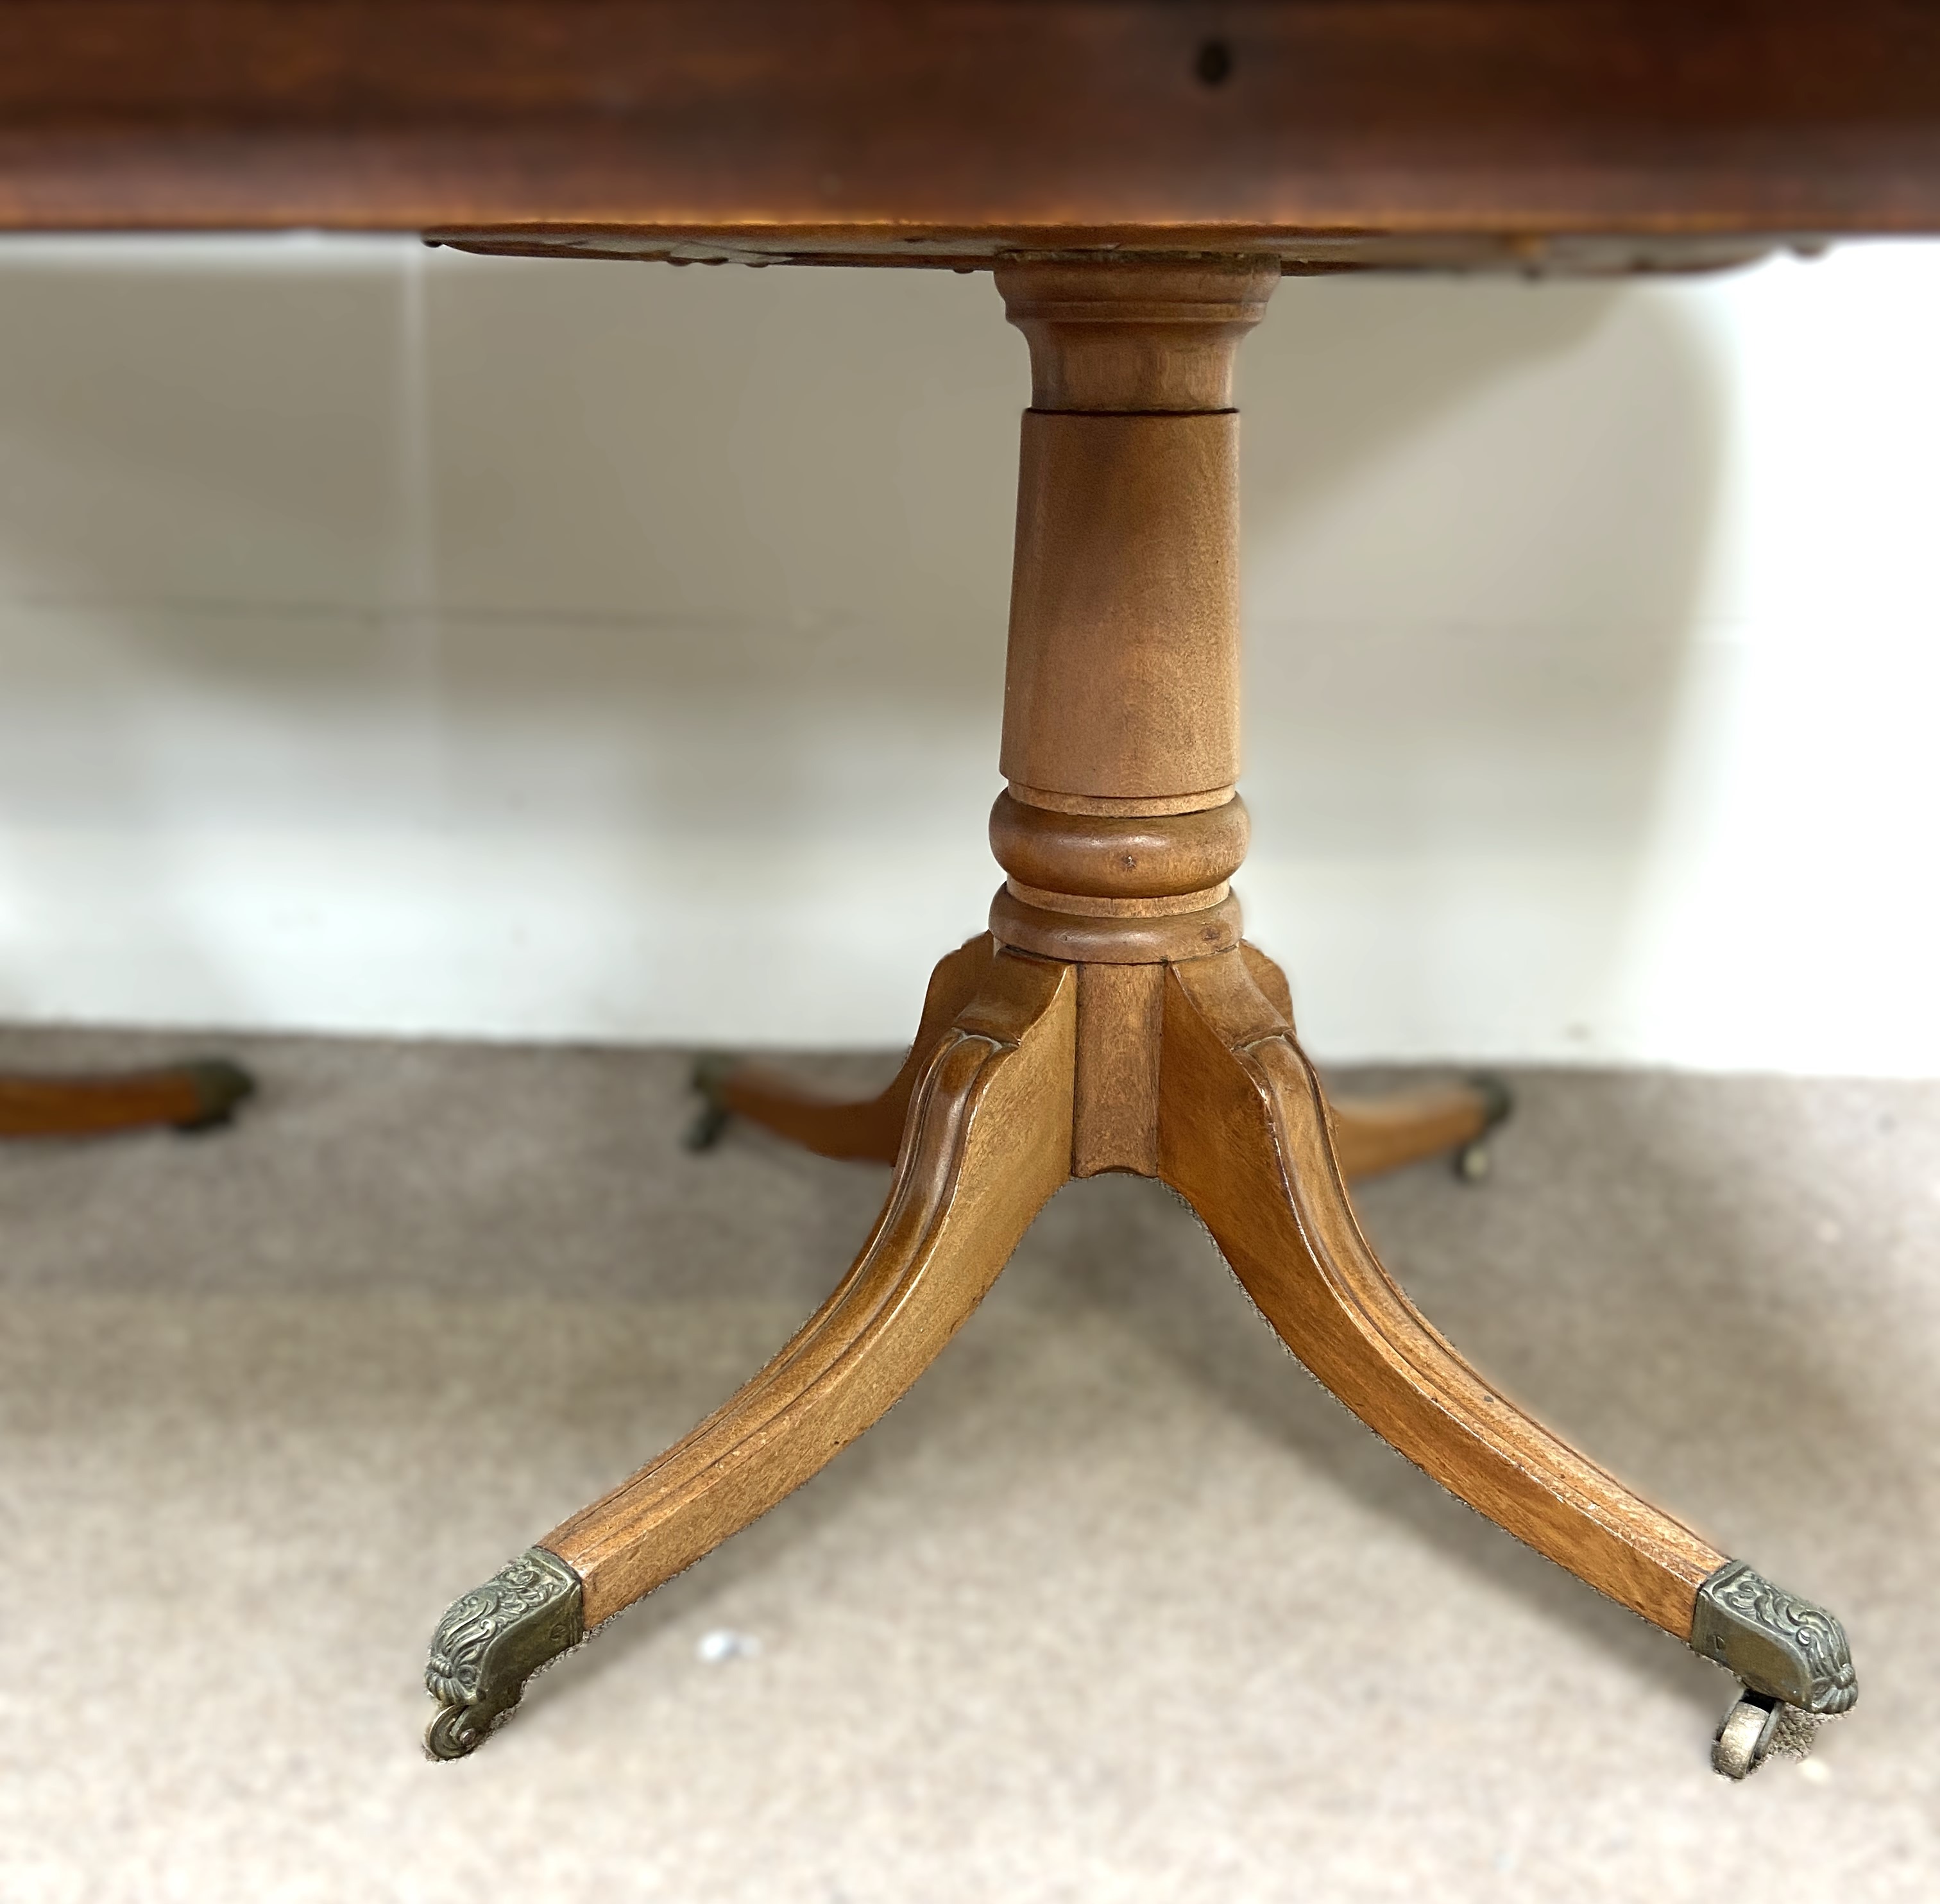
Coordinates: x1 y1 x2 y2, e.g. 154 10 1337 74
547 948 1076 1628
999 261 1279 413
1157 947 1721 1639
1239 941 1296 1021
996 264 1275 813
988 264 1273 964
989 885 1241 965
1000 411 1241 803
0 1060 252 1139
989 789 1249 900
1328 1084 1499 1182
1001 881 1229 919
1005 785 1239 819
714 935 993 1164
713 928 1493 1186
1072 960 1164 1178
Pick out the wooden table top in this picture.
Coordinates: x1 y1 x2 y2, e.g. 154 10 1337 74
5 2 1940 273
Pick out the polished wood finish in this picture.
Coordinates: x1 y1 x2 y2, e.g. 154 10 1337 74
1001 410 1240 802
670 262 1711 1660
989 790 1250 905
4 3 1940 252
1071 960 1166 1178
547 949 1075 1628
989 885 1243 965
1000 260 1273 412
652 925 1705 1646
715 937 1501 1186
990 264 1270 977
0 1060 253 1140
1159 948 1720 1636
996 263 1273 810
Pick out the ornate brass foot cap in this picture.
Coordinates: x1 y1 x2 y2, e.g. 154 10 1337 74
1692 1559 1858 1715
424 1546 584 1760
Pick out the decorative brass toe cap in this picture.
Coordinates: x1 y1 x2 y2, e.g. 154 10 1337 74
425 1546 585 1760
1692 1559 1858 1715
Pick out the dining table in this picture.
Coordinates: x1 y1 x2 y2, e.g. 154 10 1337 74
6 0 1932 1782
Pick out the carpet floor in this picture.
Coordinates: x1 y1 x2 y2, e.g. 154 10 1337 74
1 1023 1935 1902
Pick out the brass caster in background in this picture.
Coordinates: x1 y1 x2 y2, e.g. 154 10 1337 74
1452 1073 1513 1184
172 1058 257 1132
683 1053 741 1152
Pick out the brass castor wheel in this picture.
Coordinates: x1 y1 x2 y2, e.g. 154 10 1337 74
1712 1688 1783 1780
684 1053 740 1152
1452 1073 1513 1184
172 1058 256 1132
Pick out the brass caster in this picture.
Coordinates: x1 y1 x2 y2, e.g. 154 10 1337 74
1713 1688 1782 1778
685 1053 740 1151
1693 1558 1856 1777
425 1548 585 1760
1692 1559 1857 1713
1452 1073 1512 1184
172 1058 257 1133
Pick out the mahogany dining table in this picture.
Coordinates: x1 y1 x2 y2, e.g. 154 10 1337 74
6 1 1936 1781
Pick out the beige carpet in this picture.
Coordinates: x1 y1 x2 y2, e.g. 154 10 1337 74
1 1023 1936 1901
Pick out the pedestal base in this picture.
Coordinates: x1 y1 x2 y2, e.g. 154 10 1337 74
430 251 1852 1780
425 932 1855 1775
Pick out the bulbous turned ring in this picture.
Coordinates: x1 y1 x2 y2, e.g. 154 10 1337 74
989 788 1248 903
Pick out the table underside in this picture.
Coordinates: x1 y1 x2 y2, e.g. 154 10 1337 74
3 2 1940 273
427 227 1787 276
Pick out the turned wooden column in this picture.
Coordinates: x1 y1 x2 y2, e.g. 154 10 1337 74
987 259 1278 1175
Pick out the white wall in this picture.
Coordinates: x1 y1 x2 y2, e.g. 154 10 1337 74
0 236 1935 1072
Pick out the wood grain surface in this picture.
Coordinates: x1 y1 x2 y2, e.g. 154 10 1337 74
1 3 1937 248
1159 946 1722 1638
1072 959 1165 1177
989 885 1243 965
1001 410 1245 800
989 791 1250 903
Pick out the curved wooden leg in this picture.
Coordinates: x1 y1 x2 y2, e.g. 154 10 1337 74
425 948 1076 1757
690 935 995 1162
1236 942 1506 1182
1327 1078 1509 1182
1158 948 1856 1734
0 1059 254 1140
